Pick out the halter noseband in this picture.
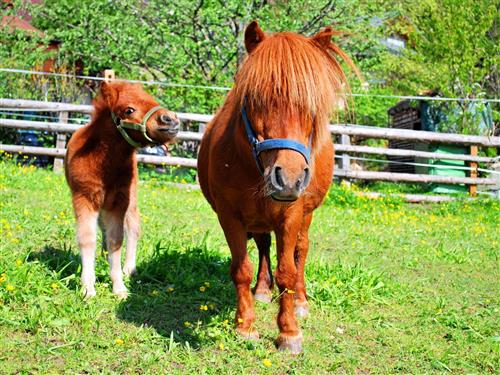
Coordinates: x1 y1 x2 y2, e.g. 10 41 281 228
111 105 165 148
241 103 312 174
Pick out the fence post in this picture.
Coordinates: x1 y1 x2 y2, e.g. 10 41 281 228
53 111 68 173
104 69 115 81
468 145 478 197
340 134 351 186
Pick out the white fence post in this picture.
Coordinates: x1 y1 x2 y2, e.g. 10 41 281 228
53 111 68 173
340 134 351 186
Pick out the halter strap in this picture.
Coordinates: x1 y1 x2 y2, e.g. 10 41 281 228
111 105 164 148
241 103 312 174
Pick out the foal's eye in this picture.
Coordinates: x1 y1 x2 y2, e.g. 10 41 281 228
124 107 135 116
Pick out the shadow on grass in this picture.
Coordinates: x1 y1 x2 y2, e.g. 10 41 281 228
29 241 237 348
28 244 81 290
116 241 235 348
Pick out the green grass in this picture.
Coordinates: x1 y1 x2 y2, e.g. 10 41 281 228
0 159 499 374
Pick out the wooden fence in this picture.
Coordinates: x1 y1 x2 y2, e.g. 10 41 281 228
1 98 499 199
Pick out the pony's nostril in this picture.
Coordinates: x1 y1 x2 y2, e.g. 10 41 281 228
270 166 285 190
274 167 284 188
303 167 311 187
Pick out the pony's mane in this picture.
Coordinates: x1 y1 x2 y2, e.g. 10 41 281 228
234 30 358 146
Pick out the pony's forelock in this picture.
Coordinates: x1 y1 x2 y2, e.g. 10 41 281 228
234 30 357 148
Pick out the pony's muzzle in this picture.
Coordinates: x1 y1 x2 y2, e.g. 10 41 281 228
268 165 310 201
158 114 180 135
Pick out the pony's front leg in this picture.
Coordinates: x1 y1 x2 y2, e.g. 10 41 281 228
101 210 128 298
251 232 273 303
275 218 303 354
75 207 99 298
294 213 313 318
218 214 258 340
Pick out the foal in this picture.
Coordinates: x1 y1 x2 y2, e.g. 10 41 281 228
65 82 179 298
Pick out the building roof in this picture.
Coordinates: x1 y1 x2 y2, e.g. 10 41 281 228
0 14 45 37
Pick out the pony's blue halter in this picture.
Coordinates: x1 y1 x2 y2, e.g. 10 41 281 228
241 104 312 174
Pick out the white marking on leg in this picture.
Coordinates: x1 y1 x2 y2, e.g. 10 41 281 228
123 207 140 277
77 211 98 298
103 211 128 298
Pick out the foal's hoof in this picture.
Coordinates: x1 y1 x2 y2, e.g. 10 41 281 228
236 327 260 341
276 333 303 354
123 264 137 277
254 290 272 303
82 286 96 299
294 301 309 318
113 287 129 300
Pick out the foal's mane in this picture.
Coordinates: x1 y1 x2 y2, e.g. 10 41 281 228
234 28 358 147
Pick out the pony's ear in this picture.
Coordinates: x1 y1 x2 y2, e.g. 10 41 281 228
311 26 337 49
245 21 266 54
100 81 118 108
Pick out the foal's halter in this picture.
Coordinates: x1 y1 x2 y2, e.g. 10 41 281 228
111 105 165 148
241 104 312 174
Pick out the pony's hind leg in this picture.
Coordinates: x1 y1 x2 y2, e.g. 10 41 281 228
251 232 273 303
123 204 140 277
294 213 313 318
101 210 128 298
75 206 99 298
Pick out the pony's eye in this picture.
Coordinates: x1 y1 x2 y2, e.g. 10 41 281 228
124 107 135 116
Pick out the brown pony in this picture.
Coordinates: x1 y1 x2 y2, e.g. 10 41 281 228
198 21 357 353
65 81 179 298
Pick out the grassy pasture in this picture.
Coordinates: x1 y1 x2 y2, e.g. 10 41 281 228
0 159 498 374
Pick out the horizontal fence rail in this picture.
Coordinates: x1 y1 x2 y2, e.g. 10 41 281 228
1 98 499 197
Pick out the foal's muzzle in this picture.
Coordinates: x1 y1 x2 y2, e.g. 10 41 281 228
157 114 180 136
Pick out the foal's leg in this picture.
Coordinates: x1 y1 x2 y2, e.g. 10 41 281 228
294 213 313 318
275 216 303 354
101 209 128 298
121 177 139 276
218 213 258 340
123 193 140 277
74 202 99 298
251 232 273 303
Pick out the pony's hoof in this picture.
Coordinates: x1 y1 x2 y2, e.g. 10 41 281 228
236 327 260 341
254 291 272 303
276 333 303 354
294 301 309 318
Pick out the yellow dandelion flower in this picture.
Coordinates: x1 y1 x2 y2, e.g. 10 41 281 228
115 338 124 345
218 343 225 350
6 284 15 292
184 321 191 327
237 318 244 324
15 259 23 267
167 287 174 293
199 304 208 311
51 283 59 290
262 359 272 367
199 286 206 292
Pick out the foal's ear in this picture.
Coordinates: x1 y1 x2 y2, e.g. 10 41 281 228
100 81 118 108
311 26 339 49
245 21 266 54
